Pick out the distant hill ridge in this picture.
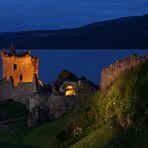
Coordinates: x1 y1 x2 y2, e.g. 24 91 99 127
0 14 148 49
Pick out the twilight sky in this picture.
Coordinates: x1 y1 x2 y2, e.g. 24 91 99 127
0 0 148 32
0 50 148 85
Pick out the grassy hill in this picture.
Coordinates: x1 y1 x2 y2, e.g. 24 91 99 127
1 59 148 147
0 94 99 148
71 59 148 148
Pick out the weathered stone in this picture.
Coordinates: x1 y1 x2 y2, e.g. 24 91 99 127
27 107 48 127
51 83 58 95
1 48 39 87
100 55 146 90
28 93 78 127
0 76 39 105
47 95 77 119
29 93 50 112
0 49 41 106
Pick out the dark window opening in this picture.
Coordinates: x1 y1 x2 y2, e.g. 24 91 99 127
14 64 17 70
20 74 23 81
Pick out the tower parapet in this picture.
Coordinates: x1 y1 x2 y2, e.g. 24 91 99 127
1 49 39 87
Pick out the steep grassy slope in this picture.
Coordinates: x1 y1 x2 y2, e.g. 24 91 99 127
70 121 115 148
22 94 99 148
21 59 148 148
0 94 99 148
98 59 148 127
69 59 148 148
1 59 148 148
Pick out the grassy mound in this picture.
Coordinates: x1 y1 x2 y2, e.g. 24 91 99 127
0 99 28 118
70 120 116 148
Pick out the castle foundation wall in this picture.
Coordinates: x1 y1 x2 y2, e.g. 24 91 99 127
0 77 38 105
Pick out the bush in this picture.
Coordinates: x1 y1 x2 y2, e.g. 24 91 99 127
56 70 78 83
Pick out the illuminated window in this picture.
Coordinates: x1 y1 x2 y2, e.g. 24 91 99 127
20 74 23 81
14 64 17 70
65 85 76 96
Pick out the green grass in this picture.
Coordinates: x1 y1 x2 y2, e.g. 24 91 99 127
0 94 98 148
0 99 28 118
22 115 71 148
98 60 148 128
0 100 32 147
1 60 148 148
0 143 40 148
70 121 115 148
111 129 148 148
22 93 98 148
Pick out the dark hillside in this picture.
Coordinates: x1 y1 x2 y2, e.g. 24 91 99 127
0 14 148 49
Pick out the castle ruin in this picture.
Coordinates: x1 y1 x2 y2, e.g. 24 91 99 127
100 54 146 90
0 49 41 105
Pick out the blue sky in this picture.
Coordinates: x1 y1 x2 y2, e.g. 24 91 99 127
0 0 148 32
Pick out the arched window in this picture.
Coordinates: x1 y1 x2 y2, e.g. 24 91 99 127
65 85 76 96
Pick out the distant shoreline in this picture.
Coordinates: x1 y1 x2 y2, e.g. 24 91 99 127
0 14 148 49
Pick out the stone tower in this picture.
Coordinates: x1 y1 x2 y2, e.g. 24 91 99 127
0 49 41 105
1 48 39 87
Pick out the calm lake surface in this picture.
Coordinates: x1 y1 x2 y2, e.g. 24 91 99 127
0 50 147 85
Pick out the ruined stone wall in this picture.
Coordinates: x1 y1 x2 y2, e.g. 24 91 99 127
28 93 78 120
100 55 145 90
0 76 38 105
1 52 38 87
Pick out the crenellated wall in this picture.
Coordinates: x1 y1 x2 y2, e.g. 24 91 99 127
1 49 39 87
100 55 147 90
0 49 41 106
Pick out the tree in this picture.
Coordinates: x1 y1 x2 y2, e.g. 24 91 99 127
56 70 78 83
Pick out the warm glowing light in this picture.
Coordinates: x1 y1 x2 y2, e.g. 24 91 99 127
65 85 76 96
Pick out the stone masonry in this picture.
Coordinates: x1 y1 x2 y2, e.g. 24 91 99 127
100 54 146 90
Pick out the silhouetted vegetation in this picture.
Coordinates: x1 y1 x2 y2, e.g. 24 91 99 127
56 70 78 83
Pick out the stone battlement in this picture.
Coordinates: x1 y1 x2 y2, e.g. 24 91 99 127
1 48 39 87
0 49 41 106
100 54 147 90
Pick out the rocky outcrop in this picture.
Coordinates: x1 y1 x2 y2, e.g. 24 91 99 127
100 55 146 90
